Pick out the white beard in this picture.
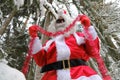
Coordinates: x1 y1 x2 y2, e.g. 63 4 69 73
47 14 76 37
55 22 66 31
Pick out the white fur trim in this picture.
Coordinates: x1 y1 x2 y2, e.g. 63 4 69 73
73 33 85 45
55 35 71 80
57 69 71 80
55 35 70 60
84 26 97 40
32 37 42 54
43 39 54 51
76 74 102 80
88 26 97 40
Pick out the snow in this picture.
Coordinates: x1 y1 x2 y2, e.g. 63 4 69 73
14 0 24 9
105 0 120 7
69 3 78 18
0 59 26 80
30 0 33 5
40 0 58 19
40 0 46 17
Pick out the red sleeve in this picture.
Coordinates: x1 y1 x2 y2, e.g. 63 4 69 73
33 49 47 67
32 40 49 67
84 37 111 79
85 37 100 58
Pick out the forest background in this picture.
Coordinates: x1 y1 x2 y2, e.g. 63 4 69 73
0 0 120 80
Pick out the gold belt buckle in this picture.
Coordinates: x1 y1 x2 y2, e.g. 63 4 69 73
62 59 70 69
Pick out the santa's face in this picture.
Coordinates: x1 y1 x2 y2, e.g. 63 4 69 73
55 16 66 31
47 9 73 34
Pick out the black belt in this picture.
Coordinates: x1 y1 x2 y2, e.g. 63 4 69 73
40 59 87 73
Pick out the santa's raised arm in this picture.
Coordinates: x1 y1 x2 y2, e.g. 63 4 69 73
79 15 112 80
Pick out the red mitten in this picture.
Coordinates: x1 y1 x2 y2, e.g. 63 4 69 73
29 25 39 38
80 15 91 28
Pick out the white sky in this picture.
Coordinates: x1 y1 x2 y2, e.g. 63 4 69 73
105 0 115 3
105 0 120 7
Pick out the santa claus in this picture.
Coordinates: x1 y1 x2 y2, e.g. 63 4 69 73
29 9 111 80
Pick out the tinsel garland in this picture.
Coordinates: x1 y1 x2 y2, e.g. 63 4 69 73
21 38 35 75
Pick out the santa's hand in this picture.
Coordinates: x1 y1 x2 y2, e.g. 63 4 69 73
80 15 91 28
79 15 97 40
29 25 39 38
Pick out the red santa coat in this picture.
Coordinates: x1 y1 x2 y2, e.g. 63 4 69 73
32 26 102 80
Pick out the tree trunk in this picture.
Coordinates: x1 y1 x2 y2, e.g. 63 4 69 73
0 8 17 35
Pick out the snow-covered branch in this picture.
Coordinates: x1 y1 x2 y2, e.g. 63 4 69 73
0 9 3 19
14 0 24 9
40 0 58 19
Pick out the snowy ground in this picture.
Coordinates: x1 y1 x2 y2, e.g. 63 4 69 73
0 59 26 80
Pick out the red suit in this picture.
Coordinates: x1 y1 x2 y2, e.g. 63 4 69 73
28 14 111 80
31 26 103 80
